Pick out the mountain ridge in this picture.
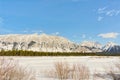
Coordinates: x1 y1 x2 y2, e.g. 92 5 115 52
0 34 119 53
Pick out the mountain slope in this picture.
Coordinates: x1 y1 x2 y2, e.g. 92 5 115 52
0 34 76 52
0 34 120 53
103 42 120 53
80 41 102 52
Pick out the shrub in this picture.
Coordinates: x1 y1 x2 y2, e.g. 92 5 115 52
45 62 90 80
70 64 90 80
106 62 120 80
94 60 120 80
0 58 36 80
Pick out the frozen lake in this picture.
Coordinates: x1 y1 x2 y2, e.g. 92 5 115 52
2 56 120 80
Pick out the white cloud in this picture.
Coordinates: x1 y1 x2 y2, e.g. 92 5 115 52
106 10 120 16
98 7 107 14
55 32 59 35
73 34 86 38
89 37 92 39
52 32 60 35
97 7 120 21
98 32 119 38
97 16 104 21
82 34 86 38
31 30 43 33
21 30 43 33
98 7 120 17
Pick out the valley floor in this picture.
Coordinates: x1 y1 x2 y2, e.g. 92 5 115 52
2 56 120 80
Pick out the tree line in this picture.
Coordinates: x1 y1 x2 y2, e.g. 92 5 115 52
0 50 119 56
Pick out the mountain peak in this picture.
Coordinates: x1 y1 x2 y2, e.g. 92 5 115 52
80 41 102 49
106 42 118 47
103 42 120 53
0 34 120 53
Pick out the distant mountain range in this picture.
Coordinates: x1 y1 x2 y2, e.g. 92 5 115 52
0 34 120 53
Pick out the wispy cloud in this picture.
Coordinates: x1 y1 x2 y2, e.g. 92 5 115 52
89 37 92 40
52 32 60 35
98 7 120 16
98 7 107 14
98 32 119 39
82 34 86 38
73 34 86 39
22 30 43 33
31 30 43 33
106 10 120 16
97 16 104 21
97 7 120 21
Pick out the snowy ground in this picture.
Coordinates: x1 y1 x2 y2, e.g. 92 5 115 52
2 56 120 80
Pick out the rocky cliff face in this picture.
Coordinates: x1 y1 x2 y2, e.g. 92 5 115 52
0 34 76 52
0 34 119 53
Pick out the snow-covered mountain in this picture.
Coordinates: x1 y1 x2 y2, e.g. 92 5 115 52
103 42 120 53
80 41 102 52
0 34 76 52
0 34 119 53
80 41 102 49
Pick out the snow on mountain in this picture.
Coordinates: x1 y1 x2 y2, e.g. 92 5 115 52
103 42 117 51
0 34 120 53
103 42 120 53
80 41 102 49
80 41 102 52
0 34 76 52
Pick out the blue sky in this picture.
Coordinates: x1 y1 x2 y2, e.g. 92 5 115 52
0 0 120 44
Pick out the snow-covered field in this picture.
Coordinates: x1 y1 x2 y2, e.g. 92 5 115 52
2 56 120 80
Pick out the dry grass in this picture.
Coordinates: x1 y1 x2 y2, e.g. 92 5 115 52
106 62 120 80
94 60 120 80
54 62 70 79
45 61 90 80
0 58 36 80
70 64 90 80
